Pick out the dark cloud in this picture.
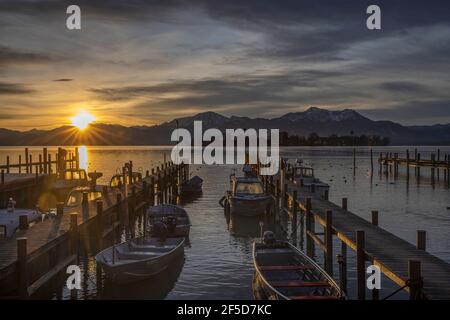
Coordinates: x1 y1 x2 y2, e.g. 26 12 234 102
199 0 450 62
0 45 55 65
362 99 450 124
0 0 184 21
0 82 34 95
1 0 450 127
91 70 343 103
53 78 73 82
90 70 374 120
377 81 433 95
0 113 19 120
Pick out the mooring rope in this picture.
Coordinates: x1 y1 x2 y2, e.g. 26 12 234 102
381 278 425 300
381 282 410 300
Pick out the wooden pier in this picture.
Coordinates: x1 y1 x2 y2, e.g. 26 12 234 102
258 159 450 300
377 149 450 187
2 145 450 300
0 148 80 207
0 156 189 299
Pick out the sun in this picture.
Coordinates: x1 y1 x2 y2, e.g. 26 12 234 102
71 111 96 130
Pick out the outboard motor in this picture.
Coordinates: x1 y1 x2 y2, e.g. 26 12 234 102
152 220 168 241
243 164 256 178
164 216 177 233
263 231 276 245
7 197 16 213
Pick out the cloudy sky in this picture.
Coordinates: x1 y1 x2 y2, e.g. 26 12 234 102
0 0 449 130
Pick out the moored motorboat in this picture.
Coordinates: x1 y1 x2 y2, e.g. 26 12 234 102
289 159 329 197
51 168 89 192
147 204 191 237
223 174 273 217
109 172 142 188
253 232 344 300
51 169 103 201
95 236 185 285
64 185 106 208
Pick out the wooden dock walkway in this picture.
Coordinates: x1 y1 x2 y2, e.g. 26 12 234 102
0 159 189 298
260 160 450 300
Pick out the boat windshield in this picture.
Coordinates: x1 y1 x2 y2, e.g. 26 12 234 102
110 173 141 187
236 182 264 194
110 175 123 187
64 170 86 181
295 167 314 177
66 190 102 207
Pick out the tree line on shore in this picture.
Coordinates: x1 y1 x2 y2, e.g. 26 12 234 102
280 132 390 146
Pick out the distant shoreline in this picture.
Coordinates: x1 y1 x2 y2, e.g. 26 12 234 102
1 144 450 148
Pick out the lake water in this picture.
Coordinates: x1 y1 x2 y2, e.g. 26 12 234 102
1 146 450 300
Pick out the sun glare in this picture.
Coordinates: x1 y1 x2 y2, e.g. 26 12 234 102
71 111 96 130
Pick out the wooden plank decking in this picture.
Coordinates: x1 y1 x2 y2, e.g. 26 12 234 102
283 180 450 300
0 185 123 280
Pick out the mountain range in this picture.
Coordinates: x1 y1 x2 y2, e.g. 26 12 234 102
1 107 450 146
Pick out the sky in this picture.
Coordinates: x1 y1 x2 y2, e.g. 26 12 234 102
0 0 449 130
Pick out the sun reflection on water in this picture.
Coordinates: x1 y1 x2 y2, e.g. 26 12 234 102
78 146 88 170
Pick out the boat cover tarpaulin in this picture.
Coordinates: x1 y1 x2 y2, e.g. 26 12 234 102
0 209 41 238
185 176 203 186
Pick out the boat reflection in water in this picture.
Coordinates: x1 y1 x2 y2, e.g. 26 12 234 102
225 209 285 240
101 254 185 300
178 190 203 206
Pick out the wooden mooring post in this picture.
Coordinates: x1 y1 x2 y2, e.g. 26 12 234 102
25 148 29 173
340 242 348 294
325 210 333 276
353 148 356 176
70 212 79 300
43 148 48 174
408 260 423 300
57 202 64 216
370 148 373 175
371 210 379 226
406 149 410 180
17 237 28 299
19 215 29 230
342 197 347 210
291 191 298 246
305 197 314 258
417 230 426 251
97 200 104 249
356 230 366 300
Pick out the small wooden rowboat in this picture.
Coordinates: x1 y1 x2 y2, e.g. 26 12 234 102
253 241 344 300
95 236 185 285
147 204 191 237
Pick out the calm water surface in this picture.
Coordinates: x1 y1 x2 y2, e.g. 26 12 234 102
1 146 450 300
